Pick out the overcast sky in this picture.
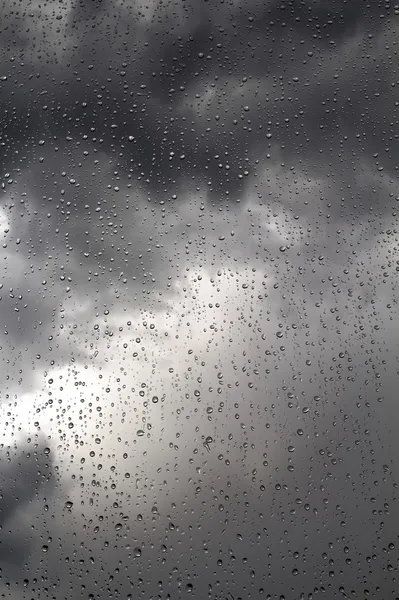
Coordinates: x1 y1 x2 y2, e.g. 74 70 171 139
0 1 398 599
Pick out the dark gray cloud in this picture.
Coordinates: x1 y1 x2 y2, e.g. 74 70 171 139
0 435 57 578
0 0 396 205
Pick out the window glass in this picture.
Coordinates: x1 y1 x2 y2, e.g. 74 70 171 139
0 2 398 599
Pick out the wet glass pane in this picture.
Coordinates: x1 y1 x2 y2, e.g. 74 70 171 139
0 1 398 599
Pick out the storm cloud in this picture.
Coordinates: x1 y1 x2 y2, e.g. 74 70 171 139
0 435 56 581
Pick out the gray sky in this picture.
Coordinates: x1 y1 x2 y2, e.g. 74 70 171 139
0 1 398 599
